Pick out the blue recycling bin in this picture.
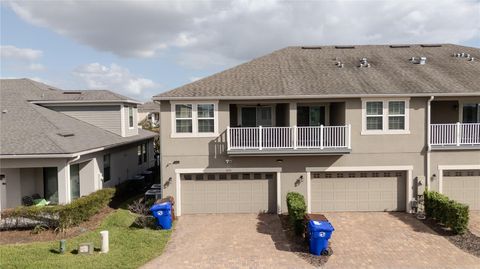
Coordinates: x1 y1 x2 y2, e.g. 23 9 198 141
308 220 334 256
150 202 172 230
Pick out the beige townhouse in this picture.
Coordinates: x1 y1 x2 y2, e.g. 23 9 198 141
0 79 156 211
153 44 480 216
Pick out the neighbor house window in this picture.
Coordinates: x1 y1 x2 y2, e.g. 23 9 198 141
138 145 142 164
142 143 147 163
128 107 134 128
103 154 111 182
362 99 409 134
172 102 217 137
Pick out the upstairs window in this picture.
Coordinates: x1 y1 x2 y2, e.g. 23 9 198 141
172 102 218 137
128 107 134 128
362 99 409 134
175 104 193 133
197 104 214 133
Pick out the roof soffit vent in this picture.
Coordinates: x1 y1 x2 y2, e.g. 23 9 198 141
335 45 355 49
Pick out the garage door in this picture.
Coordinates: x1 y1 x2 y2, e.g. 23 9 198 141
443 170 480 210
181 172 276 214
311 171 406 212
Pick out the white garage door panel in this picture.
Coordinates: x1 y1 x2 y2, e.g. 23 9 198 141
181 174 276 214
311 172 406 212
443 170 480 211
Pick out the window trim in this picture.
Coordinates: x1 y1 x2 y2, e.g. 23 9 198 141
170 101 219 138
361 98 410 135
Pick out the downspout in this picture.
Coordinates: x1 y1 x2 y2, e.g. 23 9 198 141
426 96 434 189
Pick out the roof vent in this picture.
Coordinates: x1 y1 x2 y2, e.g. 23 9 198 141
410 56 427 64
301 46 322 49
335 45 355 49
421 44 442 48
2 109 7 114
358 58 371 68
57 131 75 137
390 45 411 48
63 91 82 94
335 61 344 68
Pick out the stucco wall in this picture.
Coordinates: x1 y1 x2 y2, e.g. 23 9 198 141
159 97 439 213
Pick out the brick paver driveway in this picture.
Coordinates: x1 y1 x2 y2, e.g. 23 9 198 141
142 213 480 269
323 212 480 269
141 214 313 269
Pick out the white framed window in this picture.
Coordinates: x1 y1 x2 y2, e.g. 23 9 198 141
171 101 218 137
362 98 410 135
128 106 134 128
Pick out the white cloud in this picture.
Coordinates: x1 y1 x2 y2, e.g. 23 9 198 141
8 0 480 69
189 76 203 82
72 63 160 100
0 45 43 60
27 63 46 71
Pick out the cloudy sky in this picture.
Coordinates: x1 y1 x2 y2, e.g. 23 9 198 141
1 0 479 101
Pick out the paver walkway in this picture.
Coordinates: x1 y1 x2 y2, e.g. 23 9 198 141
141 214 313 269
469 211 480 237
323 212 480 269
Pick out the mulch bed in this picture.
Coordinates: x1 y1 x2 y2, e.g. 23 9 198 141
419 217 480 258
278 214 330 267
0 206 114 245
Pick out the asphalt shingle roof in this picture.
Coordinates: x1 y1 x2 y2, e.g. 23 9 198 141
0 79 155 155
155 44 480 99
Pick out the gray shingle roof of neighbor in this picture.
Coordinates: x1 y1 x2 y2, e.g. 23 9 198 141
154 44 480 100
0 78 156 156
138 102 160 113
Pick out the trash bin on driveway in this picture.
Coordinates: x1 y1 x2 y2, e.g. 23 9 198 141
150 202 172 230
308 220 334 256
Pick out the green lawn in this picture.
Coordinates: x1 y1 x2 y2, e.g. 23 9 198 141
0 209 171 269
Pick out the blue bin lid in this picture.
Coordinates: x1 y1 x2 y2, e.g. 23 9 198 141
308 220 334 232
150 202 171 211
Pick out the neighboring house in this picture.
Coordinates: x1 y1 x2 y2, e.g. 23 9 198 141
0 79 156 211
138 102 160 127
153 44 480 216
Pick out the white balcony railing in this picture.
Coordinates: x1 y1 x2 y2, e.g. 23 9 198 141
430 123 480 147
227 125 351 151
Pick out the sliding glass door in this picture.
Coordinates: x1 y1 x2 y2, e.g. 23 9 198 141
43 167 58 204
297 105 326 126
241 106 273 127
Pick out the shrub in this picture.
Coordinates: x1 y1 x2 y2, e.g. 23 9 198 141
128 199 156 228
1 188 115 231
424 190 469 234
286 192 307 235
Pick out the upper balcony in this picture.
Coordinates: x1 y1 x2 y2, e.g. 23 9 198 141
226 101 351 155
227 125 351 155
429 100 480 150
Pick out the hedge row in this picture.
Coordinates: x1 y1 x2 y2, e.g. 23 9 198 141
424 190 469 234
286 192 307 235
1 188 115 231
